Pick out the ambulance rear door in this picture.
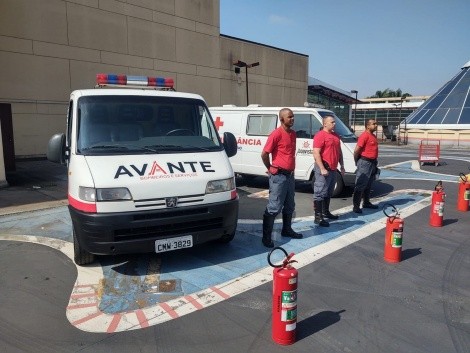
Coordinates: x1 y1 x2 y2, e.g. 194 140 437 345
211 109 247 174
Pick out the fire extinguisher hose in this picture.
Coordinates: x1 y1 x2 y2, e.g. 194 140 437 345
383 203 399 221
268 246 297 268
459 172 468 183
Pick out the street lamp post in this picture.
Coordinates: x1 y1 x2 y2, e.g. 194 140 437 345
351 90 358 133
233 60 260 106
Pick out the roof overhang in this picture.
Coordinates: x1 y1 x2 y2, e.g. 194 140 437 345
308 84 361 104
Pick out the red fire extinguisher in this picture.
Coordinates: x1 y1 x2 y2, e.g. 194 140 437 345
430 181 445 227
457 173 470 212
383 204 404 263
268 247 298 345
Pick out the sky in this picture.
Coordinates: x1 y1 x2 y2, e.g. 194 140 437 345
220 0 470 98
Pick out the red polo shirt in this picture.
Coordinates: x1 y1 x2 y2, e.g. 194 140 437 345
313 130 341 171
357 131 378 159
263 127 296 171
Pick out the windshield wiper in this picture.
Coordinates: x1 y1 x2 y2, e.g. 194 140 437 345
145 144 183 150
181 145 214 151
81 144 158 153
145 144 214 152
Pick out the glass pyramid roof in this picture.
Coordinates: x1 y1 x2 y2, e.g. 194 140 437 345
405 60 470 129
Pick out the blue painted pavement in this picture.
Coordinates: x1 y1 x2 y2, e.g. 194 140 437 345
380 161 458 182
97 191 429 314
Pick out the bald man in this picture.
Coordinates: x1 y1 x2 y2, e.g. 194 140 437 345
261 108 303 248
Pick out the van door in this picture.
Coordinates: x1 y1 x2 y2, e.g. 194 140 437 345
293 113 322 180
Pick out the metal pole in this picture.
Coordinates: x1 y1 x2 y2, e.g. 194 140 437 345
404 113 407 145
354 95 357 132
397 103 401 146
233 60 258 107
402 99 407 145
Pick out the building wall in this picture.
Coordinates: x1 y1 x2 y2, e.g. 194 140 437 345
219 36 307 107
0 0 308 158
406 129 470 147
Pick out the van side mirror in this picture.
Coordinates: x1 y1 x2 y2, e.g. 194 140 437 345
47 133 66 164
223 132 237 158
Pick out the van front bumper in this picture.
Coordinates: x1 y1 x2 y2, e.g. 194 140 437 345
69 199 239 255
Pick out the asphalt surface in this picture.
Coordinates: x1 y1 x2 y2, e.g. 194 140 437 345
0 145 469 352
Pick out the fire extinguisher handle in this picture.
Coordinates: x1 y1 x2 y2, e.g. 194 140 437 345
267 246 289 268
383 203 398 219
459 173 467 182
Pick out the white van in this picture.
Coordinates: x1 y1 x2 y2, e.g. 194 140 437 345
47 74 238 265
210 105 357 196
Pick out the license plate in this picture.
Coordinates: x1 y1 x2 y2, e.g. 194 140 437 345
155 235 193 253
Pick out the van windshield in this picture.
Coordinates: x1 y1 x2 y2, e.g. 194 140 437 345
318 111 357 142
76 96 222 155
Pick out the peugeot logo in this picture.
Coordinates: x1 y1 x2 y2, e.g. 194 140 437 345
166 197 178 208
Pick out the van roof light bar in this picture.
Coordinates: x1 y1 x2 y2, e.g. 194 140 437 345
304 102 325 108
95 74 174 90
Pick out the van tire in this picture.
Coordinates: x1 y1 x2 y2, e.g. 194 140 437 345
218 230 236 244
73 228 95 266
332 171 344 197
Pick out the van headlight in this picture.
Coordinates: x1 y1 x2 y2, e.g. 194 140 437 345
79 186 132 201
205 177 235 194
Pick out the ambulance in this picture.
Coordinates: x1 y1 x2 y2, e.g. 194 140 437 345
210 105 357 196
47 74 238 265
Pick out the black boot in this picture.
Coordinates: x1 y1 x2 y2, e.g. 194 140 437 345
363 188 378 209
322 197 339 220
262 212 276 248
281 213 303 239
314 200 329 227
353 191 363 214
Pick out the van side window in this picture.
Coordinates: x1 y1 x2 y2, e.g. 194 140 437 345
247 114 277 136
292 113 312 138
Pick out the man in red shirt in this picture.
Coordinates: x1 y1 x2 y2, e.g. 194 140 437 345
353 119 379 213
260 108 303 248
313 115 345 227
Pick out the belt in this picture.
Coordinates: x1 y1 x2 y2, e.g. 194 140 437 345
277 168 294 176
360 156 377 163
321 160 331 171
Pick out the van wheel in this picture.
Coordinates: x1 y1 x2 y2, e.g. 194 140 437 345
218 230 236 244
73 228 95 266
332 171 344 198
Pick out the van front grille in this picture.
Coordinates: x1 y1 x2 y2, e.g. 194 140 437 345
113 217 223 241
132 207 209 221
